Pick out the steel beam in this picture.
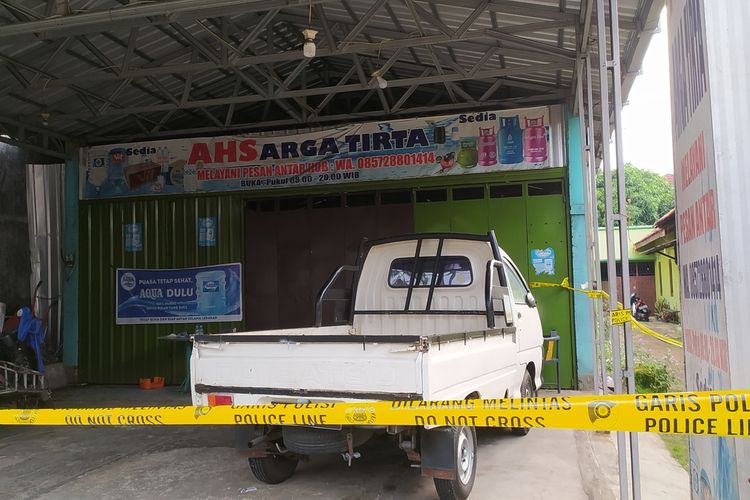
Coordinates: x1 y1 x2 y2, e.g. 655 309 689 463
0 0 341 41
456 0 489 37
121 27 140 75
351 89 376 114
405 0 456 103
52 61 567 119
34 23 576 89
391 68 431 112
409 1 454 37
276 11 574 41
170 23 221 66
236 9 280 55
87 91 566 143
28 37 71 86
383 2 422 66
339 0 387 46
224 77 241 127
311 65 356 116
200 108 223 128
151 109 176 134
485 29 577 59
0 135 67 159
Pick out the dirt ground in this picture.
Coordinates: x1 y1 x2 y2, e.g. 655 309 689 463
630 319 685 390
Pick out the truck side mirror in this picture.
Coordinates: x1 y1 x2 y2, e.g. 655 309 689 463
525 292 537 308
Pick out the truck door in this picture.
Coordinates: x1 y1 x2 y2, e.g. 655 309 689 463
502 258 542 355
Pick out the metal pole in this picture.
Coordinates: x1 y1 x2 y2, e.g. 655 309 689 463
576 57 601 395
595 1 629 498
607 0 641 496
584 52 607 395
584 52 607 394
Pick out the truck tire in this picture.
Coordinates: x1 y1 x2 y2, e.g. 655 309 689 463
433 426 477 500
512 370 535 436
282 426 374 455
248 455 298 484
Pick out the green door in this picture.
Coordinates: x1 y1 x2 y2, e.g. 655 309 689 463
525 181 573 388
414 188 451 232
413 178 575 389
449 186 488 234
488 183 529 275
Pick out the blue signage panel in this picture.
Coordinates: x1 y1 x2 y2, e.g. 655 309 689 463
124 223 143 252
198 216 217 247
531 247 556 276
116 263 242 324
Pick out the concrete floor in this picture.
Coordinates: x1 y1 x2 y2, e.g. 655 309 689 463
0 386 685 500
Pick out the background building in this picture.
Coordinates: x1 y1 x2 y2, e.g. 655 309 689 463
635 208 679 314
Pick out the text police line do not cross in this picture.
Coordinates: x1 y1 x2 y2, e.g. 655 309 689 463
3 392 750 438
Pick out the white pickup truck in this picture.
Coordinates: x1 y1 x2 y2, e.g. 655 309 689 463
191 232 543 500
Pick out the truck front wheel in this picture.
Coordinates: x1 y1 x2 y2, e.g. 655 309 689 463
433 426 477 500
248 454 298 484
512 370 535 436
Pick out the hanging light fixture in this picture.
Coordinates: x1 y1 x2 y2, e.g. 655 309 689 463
302 28 318 58
371 69 388 89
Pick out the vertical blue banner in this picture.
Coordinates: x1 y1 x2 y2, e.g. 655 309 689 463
124 223 142 252
116 263 242 324
198 217 217 247
531 247 556 276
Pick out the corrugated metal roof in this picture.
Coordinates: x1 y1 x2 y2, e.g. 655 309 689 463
0 0 663 153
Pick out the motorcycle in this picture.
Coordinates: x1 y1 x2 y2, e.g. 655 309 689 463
630 292 650 322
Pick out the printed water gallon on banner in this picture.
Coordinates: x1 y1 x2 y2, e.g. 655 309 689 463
80 106 561 199
115 264 242 324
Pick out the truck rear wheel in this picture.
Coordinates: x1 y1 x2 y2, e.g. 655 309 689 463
512 370 535 436
248 455 298 484
433 426 477 500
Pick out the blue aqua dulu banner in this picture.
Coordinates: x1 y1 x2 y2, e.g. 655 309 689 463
116 264 242 324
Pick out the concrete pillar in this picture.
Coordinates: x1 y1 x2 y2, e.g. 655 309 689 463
567 114 594 388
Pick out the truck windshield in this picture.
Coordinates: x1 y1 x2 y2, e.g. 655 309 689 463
389 256 472 288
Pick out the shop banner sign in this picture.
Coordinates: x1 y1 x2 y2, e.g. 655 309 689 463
668 1 740 497
116 263 242 324
81 106 562 199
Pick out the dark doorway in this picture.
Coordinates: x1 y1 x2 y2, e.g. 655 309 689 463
244 191 414 330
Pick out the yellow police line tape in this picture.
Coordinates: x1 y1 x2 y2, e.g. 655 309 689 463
1 391 750 437
529 278 683 348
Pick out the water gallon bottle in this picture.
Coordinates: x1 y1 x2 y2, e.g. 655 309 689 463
499 116 523 164
523 116 548 163
477 126 498 166
183 161 199 192
204 218 215 244
195 270 227 314
451 126 460 143
108 147 128 191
